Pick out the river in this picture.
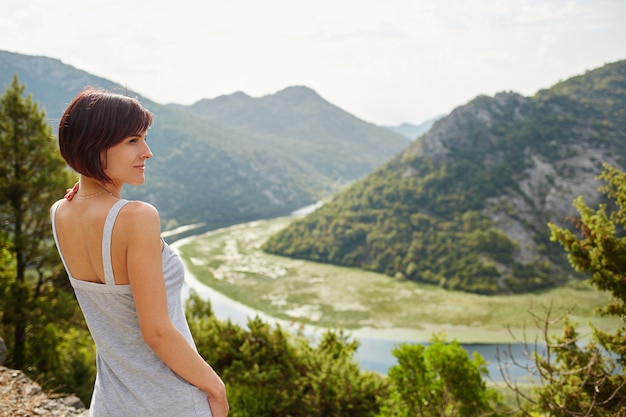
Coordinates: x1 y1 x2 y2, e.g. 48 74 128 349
170 209 539 383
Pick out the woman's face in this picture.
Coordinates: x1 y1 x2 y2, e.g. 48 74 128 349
103 131 152 186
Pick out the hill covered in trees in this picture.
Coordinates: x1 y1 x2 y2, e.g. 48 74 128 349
263 60 626 294
0 50 409 232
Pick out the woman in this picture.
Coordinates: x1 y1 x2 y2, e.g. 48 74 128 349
50 89 228 416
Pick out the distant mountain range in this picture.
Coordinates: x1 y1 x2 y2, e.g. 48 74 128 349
263 59 626 294
385 116 444 139
0 50 410 232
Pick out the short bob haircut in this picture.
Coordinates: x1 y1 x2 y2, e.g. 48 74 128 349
58 88 154 182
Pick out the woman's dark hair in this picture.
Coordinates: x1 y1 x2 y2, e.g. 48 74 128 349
58 88 154 182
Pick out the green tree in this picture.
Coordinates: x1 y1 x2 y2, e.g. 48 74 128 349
378 334 503 417
504 164 626 416
528 163 626 416
0 74 74 372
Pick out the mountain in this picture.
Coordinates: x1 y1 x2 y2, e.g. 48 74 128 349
385 115 444 139
262 59 626 294
0 50 410 232
179 86 409 182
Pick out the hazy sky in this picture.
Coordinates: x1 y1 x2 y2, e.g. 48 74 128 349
1 0 625 125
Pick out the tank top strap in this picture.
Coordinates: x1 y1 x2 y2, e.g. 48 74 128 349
102 199 131 285
50 200 70 273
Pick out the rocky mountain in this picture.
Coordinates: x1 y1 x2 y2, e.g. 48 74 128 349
0 50 409 233
263 59 626 294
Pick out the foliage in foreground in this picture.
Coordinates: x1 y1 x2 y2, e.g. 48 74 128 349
0 74 92 399
503 163 626 416
186 292 387 417
186 292 505 417
378 335 504 417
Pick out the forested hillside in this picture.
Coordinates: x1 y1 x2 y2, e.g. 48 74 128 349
263 60 626 294
0 50 409 232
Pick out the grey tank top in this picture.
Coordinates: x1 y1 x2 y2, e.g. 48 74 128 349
51 199 212 417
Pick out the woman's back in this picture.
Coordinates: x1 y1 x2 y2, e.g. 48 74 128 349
52 199 213 416
52 197 129 285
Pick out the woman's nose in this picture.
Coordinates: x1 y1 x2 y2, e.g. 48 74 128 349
143 143 153 159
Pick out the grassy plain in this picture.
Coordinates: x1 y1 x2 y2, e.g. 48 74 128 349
175 215 619 344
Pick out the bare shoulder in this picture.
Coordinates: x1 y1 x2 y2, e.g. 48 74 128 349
121 200 159 217
118 201 161 234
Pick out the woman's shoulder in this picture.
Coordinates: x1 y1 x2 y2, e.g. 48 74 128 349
119 200 160 223
116 200 162 242
120 200 158 214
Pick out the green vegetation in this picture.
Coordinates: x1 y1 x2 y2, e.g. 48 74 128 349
186 293 508 416
0 75 93 399
496 164 626 415
263 60 626 295
534 164 626 415
379 335 504 416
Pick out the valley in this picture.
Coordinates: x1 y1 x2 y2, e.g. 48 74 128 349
174 212 619 345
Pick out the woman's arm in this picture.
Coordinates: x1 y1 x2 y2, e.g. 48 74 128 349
121 202 228 416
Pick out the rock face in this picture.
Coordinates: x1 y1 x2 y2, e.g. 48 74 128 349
0 366 88 417
407 88 623 272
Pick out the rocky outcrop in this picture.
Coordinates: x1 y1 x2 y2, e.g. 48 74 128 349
409 92 530 161
408 88 622 271
0 366 88 417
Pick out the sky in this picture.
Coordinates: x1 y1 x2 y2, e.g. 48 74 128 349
1 0 625 126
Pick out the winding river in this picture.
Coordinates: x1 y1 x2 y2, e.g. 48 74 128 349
169 209 539 383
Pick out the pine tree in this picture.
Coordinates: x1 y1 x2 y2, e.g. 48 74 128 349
538 163 626 416
506 163 626 416
0 74 73 370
